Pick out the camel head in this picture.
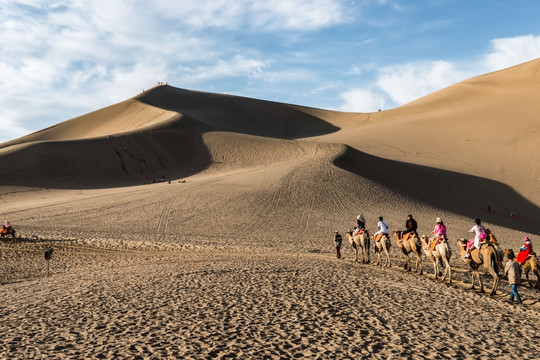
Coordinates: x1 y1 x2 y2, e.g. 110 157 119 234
456 238 467 248
504 248 515 257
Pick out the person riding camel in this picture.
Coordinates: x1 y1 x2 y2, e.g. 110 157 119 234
432 217 447 240
465 218 486 259
1 220 11 234
353 214 366 236
402 214 418 239
516 236 534 264
429 217 447 252
373 216 388 242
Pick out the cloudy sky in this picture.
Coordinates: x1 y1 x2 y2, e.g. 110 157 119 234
2 0 540 142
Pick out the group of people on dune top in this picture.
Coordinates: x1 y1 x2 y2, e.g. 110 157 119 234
333 214 535 305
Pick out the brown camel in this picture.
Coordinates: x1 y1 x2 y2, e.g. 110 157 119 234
392 231 423 274
504 248 539 288
421 235 452 282
0 227 17 241
346 230 370 263
372 233 391 267
457 238 502 295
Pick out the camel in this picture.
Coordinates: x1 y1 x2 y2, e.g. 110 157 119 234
457 238 502 295
0 227 17 241
372 233 391 267
420 235 451 282
504 248 539 288
392 231 423 274
346 229 370 264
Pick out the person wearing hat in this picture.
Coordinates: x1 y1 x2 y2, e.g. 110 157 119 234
403 214 418 237
353 214 366 236
504 250 523 305
333 230 343 259
516 236 534 264
432 217 447 240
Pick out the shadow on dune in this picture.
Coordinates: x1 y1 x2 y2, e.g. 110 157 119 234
334 146 540 234
0 118 211 188
0 86 341 189
136 86 340 139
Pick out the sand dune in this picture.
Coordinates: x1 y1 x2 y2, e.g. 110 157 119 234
1 59 540 358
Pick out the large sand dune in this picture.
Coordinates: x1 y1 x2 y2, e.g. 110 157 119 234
1 59 540 359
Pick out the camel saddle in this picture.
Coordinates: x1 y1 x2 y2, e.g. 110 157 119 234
374 233 387 242
429 237 443 252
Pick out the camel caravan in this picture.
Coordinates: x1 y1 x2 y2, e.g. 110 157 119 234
341 215 539 296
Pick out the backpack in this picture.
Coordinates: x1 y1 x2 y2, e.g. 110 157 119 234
479 225 487 240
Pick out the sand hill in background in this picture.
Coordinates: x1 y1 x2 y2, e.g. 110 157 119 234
1 58 539 359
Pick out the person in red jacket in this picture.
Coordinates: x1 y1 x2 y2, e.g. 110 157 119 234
516 236 534 264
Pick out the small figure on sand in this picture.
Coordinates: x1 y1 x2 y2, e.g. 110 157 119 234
504 250 523 305
334 230 343 259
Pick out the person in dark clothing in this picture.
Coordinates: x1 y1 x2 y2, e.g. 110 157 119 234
334 230 343 259
403 214 418 236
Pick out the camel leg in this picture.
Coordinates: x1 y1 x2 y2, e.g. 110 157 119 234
477 270 485 293
416 253 423 275
404 255 411 271
433 260 438 280
488 270 500 296
443 256 452 283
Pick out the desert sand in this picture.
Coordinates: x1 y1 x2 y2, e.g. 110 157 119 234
1 59 540 359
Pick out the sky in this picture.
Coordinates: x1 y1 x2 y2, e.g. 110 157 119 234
2 0 540 143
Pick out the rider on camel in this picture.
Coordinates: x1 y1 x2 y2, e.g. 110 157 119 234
432 217 447 241
402 214 418 238
373 216 388 242
353 214 366 236
1 220 11 234
516 236 534 264
465 218 486 259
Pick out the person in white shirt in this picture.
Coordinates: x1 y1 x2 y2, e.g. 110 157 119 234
465 218 486 258
373 216 388 239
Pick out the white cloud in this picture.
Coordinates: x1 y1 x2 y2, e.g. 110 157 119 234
151 0 348 31
178 55 267 83
375 61 467 105
483 35 540 72
340 88 389 112
340 35 540 112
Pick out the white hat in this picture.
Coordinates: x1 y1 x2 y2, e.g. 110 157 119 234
436 217 442 223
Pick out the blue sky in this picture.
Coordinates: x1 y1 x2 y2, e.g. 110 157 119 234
2 0 540 142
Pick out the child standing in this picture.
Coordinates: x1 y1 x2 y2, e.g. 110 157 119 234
504 251 522 305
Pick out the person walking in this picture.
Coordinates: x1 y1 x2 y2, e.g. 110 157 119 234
334 230 343 259
504 251 523 305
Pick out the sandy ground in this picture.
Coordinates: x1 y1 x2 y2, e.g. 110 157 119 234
1 171 539 359
2 60 540 358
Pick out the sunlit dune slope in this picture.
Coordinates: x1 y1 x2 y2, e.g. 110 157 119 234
0 59 539 233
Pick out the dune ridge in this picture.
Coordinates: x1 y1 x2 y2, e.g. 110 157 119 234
1 59 540 359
